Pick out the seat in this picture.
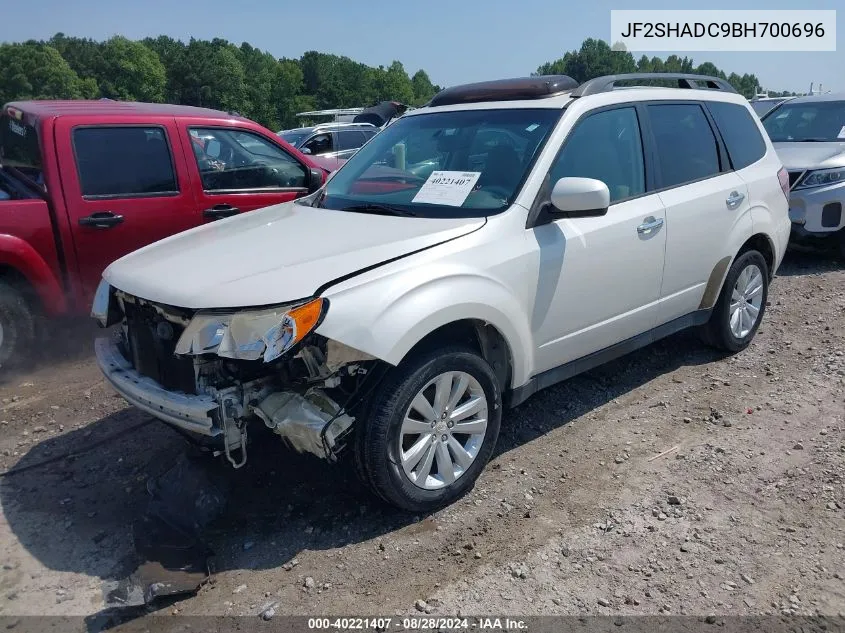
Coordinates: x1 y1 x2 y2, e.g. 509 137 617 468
478 145 522 192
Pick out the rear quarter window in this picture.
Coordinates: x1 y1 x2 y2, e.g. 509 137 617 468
707 102 767 170
0 113 43 185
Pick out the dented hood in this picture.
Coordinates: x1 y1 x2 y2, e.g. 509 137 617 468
103 200 484 309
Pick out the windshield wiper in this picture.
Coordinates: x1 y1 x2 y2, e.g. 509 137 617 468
343 204 417 217
795 138 831 142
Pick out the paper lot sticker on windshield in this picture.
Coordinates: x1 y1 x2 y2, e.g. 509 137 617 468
412 171 482 207
838 125 845 139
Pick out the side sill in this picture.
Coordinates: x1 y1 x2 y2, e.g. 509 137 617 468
506 309 711 409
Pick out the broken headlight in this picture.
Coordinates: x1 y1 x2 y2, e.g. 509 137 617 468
174 298 327 363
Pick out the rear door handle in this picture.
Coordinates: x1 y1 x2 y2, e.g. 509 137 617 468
78 211 124 229
203 204 241 220
726 191 745 210
637 216 664 234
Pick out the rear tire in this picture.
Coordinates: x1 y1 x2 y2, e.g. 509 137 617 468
699 250 769 353
0 280 36 371
354 346 502 512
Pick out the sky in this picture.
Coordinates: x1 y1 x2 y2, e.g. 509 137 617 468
2 0 842 95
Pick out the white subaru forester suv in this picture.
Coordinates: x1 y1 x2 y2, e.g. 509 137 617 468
93 73 791 512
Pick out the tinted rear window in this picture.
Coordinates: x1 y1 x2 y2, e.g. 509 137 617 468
73 127 178 198
648 104 721 188
0 114 43 185
708 102 767 170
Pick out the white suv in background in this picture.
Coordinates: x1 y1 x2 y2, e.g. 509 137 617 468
93 73 791 512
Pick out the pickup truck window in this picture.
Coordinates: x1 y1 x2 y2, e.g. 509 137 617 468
1 114 43 186
189 127 307 192
73 126 179 198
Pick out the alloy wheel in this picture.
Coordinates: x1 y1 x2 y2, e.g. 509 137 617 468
398 371 489 490
729 263 764 338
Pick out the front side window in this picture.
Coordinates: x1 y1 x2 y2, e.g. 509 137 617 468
707 102 767 170
73 126 178 198
321 108 561 219
761 100 845 142
648 104 721 188
189 127 306 191
548 107 645 203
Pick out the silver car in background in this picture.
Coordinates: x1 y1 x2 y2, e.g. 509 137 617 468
761 93 845 259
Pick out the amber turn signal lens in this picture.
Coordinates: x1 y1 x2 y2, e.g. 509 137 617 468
288 298 325 345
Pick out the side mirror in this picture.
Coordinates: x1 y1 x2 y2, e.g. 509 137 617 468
306 167 325 193
549 177 610 218
300 147 312 155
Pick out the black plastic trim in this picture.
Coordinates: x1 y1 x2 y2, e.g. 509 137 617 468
429 75 578 107
507 309 712 408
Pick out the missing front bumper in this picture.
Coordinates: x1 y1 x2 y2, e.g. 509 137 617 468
95 336 355 465
95 337 219 437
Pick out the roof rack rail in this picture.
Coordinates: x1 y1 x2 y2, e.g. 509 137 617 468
428 75 579 108
572 73 737 97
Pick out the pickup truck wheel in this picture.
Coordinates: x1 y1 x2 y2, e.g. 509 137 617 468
838 229 845 261
356 347 502 512
0 280 36 371
699 250 768 353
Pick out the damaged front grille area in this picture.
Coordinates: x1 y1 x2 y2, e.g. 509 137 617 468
119 295 198 394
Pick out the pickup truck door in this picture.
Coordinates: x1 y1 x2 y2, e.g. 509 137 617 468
55 119 201 305
176 123 313 222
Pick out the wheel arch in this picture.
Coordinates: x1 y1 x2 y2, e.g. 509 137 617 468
317 275 534 389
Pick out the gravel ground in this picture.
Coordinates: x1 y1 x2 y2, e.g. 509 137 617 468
0 250 842 621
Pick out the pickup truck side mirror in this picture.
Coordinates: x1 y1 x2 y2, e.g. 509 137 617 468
300 147 312 155
306 167 325 193
548 177 610 218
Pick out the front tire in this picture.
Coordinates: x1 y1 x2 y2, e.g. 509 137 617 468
699 250 769 353
355 347 502 512
0 280 36 371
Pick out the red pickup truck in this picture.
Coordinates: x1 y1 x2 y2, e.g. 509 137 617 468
0 100 332 369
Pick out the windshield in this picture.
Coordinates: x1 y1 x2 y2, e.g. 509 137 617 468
762 100 845 142
320 108 561 218
0 113 44 187
279 130 311 147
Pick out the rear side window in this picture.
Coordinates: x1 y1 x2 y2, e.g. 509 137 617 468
648 104 721 189
708 102 767 170
1 113 43 186
73 127 178 198
337 130 368 151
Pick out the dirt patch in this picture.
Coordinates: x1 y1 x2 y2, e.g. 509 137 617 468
0 251 842 620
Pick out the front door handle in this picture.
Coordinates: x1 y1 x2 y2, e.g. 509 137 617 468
78 211 124 229
637 216 664 234
203 204 241 220
726 191 745 210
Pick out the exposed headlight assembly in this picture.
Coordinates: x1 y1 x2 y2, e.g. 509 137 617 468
91 279 121 328
174 298 327 363
795 167 845 190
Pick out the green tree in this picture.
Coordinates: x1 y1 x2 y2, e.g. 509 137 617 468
169 38 247 112
98 36 166 102
0 42 86 104
142 35 186 102
411 69 436 105
536 38 635 82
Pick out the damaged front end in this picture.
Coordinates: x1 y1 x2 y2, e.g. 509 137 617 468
93 282 379 469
